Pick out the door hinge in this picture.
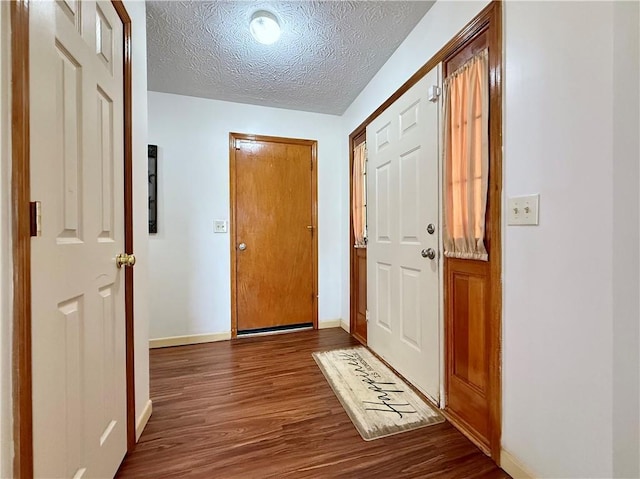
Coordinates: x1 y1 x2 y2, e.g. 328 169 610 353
365 310 370 322
234 140 241 151
428 85 440 102
30 201 41 237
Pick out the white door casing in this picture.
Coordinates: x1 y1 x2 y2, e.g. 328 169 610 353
30 1 127 477
367 68 441 403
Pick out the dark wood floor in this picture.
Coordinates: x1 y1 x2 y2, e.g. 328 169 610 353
116 329 509 478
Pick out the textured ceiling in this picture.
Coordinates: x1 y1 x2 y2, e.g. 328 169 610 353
146 1 434 115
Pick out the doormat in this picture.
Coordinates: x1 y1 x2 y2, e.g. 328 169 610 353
312 346 444 441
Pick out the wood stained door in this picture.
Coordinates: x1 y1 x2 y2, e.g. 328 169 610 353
366 70 441 402
352 247 368 344
443 19 502 458
30 1 128 476
350 133 367 345
230 134 318 335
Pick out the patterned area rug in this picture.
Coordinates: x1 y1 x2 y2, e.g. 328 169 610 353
313 346 444 441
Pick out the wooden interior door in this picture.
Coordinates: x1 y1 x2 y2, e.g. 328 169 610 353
366 70 441 402
231 134 318 335
443 26 502 457
30 1 128 476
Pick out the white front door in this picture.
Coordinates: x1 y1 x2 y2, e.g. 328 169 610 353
367 68 441 403
30 1 127 477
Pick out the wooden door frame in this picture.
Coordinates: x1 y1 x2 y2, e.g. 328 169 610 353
347 1 502 462
229 133 319 338
11 1 136 476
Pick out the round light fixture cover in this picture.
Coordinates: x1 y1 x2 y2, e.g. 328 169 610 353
250 10 281 45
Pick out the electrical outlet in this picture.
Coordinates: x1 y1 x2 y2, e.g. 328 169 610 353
214 220 228 233
507 195 539 226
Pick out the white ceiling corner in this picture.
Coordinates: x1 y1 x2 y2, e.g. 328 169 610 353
146 1 435 115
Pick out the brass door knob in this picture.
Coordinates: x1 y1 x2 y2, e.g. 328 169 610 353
116 253 136 268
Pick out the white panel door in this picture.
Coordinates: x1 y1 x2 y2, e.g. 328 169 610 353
367 68 441 403
30 1 127 477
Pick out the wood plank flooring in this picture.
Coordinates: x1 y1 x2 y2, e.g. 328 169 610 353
116 329 510 478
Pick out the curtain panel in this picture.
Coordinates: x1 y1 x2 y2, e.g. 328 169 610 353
352 142 367 247
443 49 489 261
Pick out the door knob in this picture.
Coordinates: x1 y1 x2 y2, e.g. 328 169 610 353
238 243 247 251
421 248 436 260
116 253 136 268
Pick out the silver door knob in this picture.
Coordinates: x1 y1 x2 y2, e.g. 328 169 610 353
421 248 436 260
238 243 247 251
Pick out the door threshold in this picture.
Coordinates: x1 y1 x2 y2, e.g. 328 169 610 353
237 323 313 338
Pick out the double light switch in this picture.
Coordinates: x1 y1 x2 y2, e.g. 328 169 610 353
507 194 539 226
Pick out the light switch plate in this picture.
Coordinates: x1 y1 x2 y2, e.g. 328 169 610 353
214 220 228 233
507 195 539 226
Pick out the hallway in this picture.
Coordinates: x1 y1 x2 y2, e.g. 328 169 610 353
116 329 509 478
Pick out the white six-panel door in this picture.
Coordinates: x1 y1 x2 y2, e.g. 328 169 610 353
367 67 441 403
30 1 127 477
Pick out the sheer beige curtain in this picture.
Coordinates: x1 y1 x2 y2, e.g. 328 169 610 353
352 142 367 247
443 49 489 261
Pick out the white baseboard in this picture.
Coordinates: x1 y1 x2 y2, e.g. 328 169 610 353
318 319 341 329
149 331 231 349
501 449 536 479
135 399 153 441
318 319 349 332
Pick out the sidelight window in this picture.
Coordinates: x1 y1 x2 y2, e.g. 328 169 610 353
352 141 367 247
443 49 489 261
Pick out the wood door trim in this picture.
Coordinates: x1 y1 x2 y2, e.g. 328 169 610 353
111 0 136 453
347 0 502 462
11 0 33 476
486 3 503 460
11 2 137 475
229 133 319 339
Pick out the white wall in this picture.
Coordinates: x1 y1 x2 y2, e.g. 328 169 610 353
339 0 491 325
147 92 343 338
123 0 151 430
0 2 12 476
503 2 639 477
612 2 640 477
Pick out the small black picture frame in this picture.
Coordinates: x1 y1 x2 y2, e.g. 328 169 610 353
148 145 158 234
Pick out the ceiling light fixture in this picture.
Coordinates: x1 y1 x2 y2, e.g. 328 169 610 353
249 10 281 45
